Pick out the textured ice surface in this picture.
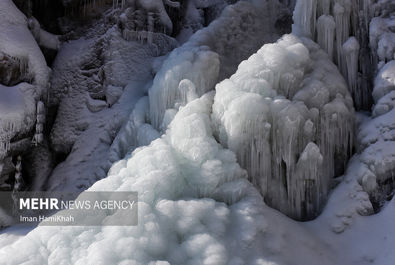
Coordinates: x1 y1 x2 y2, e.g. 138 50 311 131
212 34 354 220
0 93 340 265
293 0 394 110
148 0 289 130
1 0 395 264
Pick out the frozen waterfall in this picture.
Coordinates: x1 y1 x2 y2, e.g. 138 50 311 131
212 35 354 220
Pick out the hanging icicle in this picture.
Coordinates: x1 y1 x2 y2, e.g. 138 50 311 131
317 15 336 59
342 37 360 104
32 101 45 146
13 156 24 192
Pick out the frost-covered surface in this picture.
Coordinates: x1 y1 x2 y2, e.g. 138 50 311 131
46 27 169 191
212 34 354 220
370 8 395 68
0 0 49 95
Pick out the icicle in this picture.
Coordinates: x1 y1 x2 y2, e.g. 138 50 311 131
176 79 198 108
292 0 317 38
342 37 360 104
292 142 323 220
32 101 45 145
317 15 336 59
317 0 331 16
13 156 24 192
334 2 351 74
147 12 154 45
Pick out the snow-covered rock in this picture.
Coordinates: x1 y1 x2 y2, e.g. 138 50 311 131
0 0 51 187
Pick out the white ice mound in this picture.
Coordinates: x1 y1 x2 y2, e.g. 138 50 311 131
0 92 338 265
212 34 355 220
0 93 267 265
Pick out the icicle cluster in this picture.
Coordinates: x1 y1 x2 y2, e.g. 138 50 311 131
149 46 220 129
0 120 21 160
293 0 381 110
32 101 45 145
212 35 354 220
13 156 24 192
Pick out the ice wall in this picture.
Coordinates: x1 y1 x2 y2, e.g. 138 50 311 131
212 34 354 220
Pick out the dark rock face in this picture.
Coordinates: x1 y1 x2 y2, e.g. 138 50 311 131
13 0 65 33
0 54 31 87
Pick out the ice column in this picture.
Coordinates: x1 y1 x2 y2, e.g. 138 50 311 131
317 15 336 59
292 0 317 37
32 101 45 145
291 142 323 220
342 37 360 104
333 2 351 75
13 156 24 192
317 0 331 16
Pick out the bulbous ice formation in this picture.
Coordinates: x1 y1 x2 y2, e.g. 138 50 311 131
212 34 355 220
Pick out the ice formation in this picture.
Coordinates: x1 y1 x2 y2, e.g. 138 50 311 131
342 37 360 104
212 34 354 220
0 93 340 265
316 15 335 59
0 0 395 264
32 101 45 145
292 0 394 110
148 0 289 130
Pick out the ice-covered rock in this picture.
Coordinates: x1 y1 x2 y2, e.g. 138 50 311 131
212 34 355 220
372 60 395 103
0 0 51 187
